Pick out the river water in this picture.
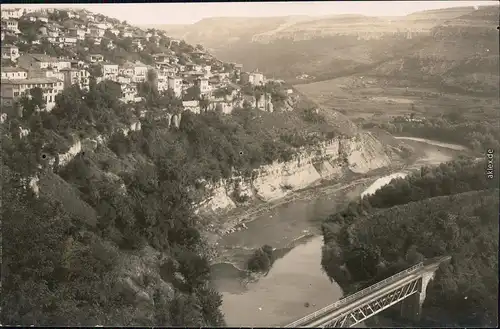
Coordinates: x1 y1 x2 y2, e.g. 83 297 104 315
361 172 408 198
212 137 468 327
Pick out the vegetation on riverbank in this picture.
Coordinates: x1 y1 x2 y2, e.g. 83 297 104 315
247 244 275 273
321 158 498 327
364 114 500 153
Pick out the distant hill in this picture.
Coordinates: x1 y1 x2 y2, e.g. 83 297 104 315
148 5 499 90
369 6 499 95
141 16 299 50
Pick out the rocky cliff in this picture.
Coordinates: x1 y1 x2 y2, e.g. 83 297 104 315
196 131 392 214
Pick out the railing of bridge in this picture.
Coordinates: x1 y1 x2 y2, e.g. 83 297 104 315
285 262 424 328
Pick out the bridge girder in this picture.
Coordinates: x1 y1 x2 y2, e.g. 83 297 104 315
285 257 451 328
321 277 422 328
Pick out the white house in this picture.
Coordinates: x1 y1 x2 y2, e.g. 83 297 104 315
2 20 21 34
132 64 148 83
88 54 104 63
196 78 211 96
100 63 119 81
167 77 183 97
119 83 138 103
108 28 120 36
1 77 64 111
241 71 265 86
1 45 20 62
1 8 23 19
69 28 86 40
89 26 105 38
1 67 27 80
182 100 201 114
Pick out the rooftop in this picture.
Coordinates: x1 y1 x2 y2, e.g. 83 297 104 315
1 77 62 85
2 67 27 72
27 53 58 63
24 12 48 18
156 61 173 67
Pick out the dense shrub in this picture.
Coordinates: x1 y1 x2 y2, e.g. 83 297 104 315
247 244 275 272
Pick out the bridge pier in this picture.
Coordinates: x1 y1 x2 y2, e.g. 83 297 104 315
399 271 435 322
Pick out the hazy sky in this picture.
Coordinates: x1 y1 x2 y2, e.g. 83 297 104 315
4 1 497 25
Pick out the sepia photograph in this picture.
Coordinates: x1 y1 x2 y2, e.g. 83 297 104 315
1 1 499 327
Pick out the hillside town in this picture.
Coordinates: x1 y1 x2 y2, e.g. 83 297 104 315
1 7 293 119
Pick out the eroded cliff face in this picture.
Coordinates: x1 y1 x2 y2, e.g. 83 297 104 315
196 131 392 214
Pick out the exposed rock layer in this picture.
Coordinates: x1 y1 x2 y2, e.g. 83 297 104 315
196 131 392 214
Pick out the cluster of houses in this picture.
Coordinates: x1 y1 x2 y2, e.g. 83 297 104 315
2 7 126 49
1 7 281 115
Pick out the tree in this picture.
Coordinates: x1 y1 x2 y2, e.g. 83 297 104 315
89 64 103 78
138 69 160 106
445 111 463 123
30 87 45 110
176 249 210 291
405 245 425 265
344 247 380 281
199 96 210 113
247 245 275 273
100 38 111 49
247 248 271 272
184 85 201 101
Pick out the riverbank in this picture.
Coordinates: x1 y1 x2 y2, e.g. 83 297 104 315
206 136 463 261
208 137 470 327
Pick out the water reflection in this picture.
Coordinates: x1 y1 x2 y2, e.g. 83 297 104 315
217 236 343 327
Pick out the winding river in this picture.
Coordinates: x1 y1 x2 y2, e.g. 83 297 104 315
211 137 469 327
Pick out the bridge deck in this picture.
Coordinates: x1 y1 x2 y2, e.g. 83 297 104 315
285 256 451 328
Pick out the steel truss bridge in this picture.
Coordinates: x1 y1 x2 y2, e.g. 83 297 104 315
285 256 451 328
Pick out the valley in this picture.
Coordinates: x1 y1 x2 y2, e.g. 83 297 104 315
149 5 498 87
210 137 469 327
294 75 499 124
1 2 498 328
